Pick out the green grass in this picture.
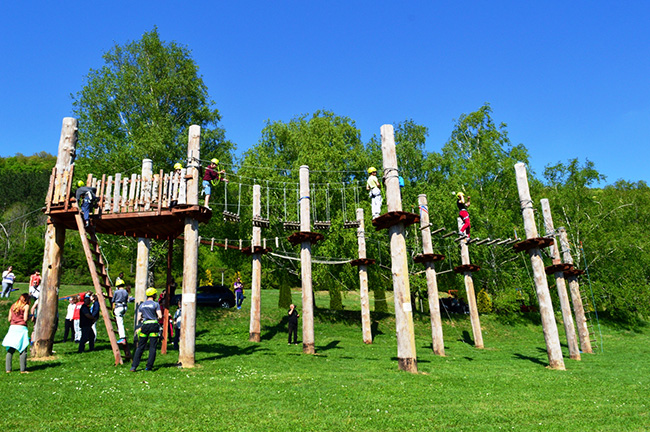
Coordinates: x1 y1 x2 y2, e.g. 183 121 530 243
1 283 648 431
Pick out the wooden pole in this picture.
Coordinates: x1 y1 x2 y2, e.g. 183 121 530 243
161 238 174 355
356 208 372 344
514 163 565 370
179 125 200 368
300 165 315 354
134 160 153 312
541 199 580 360
381 125 417 373
33 117 77 358
418 194 445 356
558 227 593 354
457 218 484 349
249 185 262 342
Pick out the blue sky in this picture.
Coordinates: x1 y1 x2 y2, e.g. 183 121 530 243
1 1 649 186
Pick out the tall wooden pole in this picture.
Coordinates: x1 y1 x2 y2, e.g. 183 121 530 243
558 227 593 354
134 159 152 315
299 166 315 354
381 125 417 373
541 199 580 360
161 238 173 355
514 163 565 370
249 185 262 342
179 125 200 368
418 194 445 356
356 208 372 344
457 218 484 349
33 117 77 358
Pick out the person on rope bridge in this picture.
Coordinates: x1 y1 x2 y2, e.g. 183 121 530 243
130 287 162 372
202 158 227 210
456 191 471 239
75 180 98 228
366 167 382 219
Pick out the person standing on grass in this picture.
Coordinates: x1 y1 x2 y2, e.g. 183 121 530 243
63 296 77 342
90 294 100 343
234 277 244 309
112 282 129 344
3 293 31 373
287 304 299 345
77 296 95 353
73 294 84 342
130 288 162 372
173 299 182 350
1 266 15 299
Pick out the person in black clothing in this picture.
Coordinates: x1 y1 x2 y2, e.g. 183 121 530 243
78 296 95 353
75 181 98 227
287 304 299 345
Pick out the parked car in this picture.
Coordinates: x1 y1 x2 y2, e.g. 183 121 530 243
171 284 235 308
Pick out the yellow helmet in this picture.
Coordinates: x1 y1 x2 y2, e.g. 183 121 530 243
210 158 219 165
367 167 377 174
456 191 465 200
77 180 85 187
145 287 158 297
174 163 183 170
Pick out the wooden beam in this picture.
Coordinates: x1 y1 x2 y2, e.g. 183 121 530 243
356 208 372 344
300 166 315 354
249 185 262 342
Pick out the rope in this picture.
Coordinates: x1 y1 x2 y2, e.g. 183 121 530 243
237 183 242 216
268 251 352 265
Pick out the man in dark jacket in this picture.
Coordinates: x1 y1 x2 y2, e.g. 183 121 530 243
287 304 299 345
75 181 97 227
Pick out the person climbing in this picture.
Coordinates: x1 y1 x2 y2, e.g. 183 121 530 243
174 163 183 175
366 167 382 219
456 192 471 239
75 181 97 228
202 158 227 210
130 287 162 372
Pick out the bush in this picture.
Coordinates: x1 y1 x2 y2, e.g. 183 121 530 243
477 289 492 314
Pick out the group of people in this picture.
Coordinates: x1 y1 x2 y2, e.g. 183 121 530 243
366 166 472 239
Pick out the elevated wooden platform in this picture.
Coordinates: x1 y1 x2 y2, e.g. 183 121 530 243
453 264 481 274
47 204 212 240
413 253 445 264
545 263 573 275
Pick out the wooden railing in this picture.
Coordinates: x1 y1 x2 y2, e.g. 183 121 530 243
45 165 194 216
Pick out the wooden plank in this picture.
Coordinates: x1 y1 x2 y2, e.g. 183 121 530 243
129 173 137 212
178 168 187 205
249 185 262 342
45 167 56 213
74 213 123 365
121 177 128 213
104 175 113 213
63 165 75 211
98 174 107 215
112 173 122 214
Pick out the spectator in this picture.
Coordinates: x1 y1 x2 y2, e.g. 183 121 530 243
1 266 15 299
173 299 182 350
3 293 31 373
287 304 299 345
234 277 244 310
112 282 129 344
63 296 77 343
77 296 95 353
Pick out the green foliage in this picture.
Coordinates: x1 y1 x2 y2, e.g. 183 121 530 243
477 289 492 313
278 284 292 309
71 27 232 177
329 285 343 310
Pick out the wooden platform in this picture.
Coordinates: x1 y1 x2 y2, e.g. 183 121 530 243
287 231 324 246
47 204 212 240
371 211 420 231
350 258 376 267
413 253 446 264
453 264 481 274
512 237 554 252
241 246 272 256
564 268 585 278
545 263 574 275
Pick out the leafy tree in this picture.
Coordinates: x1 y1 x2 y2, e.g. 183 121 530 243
71 27 233 177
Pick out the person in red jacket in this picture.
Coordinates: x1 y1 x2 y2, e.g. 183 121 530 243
456 192 471 239
202 158 227 210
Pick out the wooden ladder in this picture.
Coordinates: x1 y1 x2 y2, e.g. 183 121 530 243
74 214 132 365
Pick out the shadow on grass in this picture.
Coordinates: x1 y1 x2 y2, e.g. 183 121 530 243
316 340 342 352
28 361 62 371
371 321 384 341
513 352 547 366
458 330 474 346
197 343 269 361
261 316 288 341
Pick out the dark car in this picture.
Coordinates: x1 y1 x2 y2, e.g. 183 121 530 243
171 284 235 308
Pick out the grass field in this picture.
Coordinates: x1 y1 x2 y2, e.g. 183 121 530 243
0 283 648 431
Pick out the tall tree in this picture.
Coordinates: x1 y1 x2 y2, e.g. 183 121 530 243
71 27 232 176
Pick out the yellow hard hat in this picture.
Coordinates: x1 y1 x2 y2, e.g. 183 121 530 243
77 180 85 187
145 287 157 297
456 191 465 199
210 158 219 165
367 167 377 174
174 163 183 170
